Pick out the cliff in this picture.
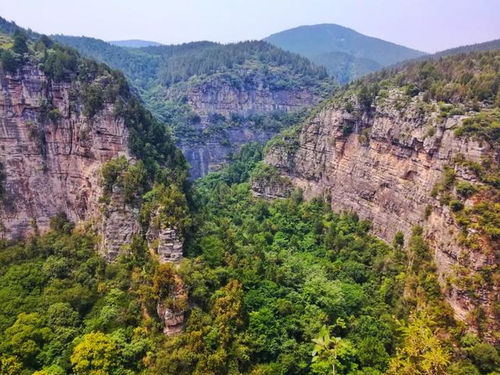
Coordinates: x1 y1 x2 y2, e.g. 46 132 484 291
0 33 190 335
0 34 189 264
0 62 130 239
261 51 499 339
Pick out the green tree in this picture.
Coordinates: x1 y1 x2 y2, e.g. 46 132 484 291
387 312 450 375
12 30 29 55
312 325 355 375
70 332 122 375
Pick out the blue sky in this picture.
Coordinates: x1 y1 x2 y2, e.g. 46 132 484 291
1 0 499 52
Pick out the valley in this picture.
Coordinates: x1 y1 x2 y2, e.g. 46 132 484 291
0 12 498 375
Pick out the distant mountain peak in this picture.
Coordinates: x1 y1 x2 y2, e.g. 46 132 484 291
264 23 427 83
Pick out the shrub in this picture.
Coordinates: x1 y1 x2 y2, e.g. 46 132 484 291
455 181 477 198
450 200 464 212
0 49 19 72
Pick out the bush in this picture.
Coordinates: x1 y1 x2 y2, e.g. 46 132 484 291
455 181 477 198
449 200 464 212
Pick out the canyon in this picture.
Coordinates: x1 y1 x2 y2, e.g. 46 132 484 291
262 87 498 338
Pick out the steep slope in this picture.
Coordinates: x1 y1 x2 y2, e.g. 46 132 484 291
311 50 382 83
0 30 189 266
260 50 499 339
264 23 426 83
51 34 335 178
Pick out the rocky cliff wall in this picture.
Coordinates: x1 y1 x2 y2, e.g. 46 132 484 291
264 89 497 335
185 77 319 120
169 75 327 179
0 64 130 239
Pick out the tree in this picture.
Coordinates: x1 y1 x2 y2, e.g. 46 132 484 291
12 30 29 55
0 356 23 375
70 332 122 375
387 312 450 375
311 325 354 375
1 313 52 368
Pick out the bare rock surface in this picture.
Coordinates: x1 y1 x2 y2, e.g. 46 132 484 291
0 64 130 240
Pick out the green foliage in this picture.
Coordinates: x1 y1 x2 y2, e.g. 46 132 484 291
0 49 19 72
41 45 79 82
70 332 122 375
250 161 292 194
12 30 28 55
387 312 450 375
455 181 478 198
311 325 355 375
0 219 161 375
455 109 500 143
362 50 500 107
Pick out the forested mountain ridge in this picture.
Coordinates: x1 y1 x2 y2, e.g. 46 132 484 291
51 33 334 178
109 39 163 48
264 23 427 83
260 49 500 344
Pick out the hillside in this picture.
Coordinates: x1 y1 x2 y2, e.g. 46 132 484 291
52 34 335 178
264 23 426 83
260 50 499 343
109 39 163 48
416 38 500 62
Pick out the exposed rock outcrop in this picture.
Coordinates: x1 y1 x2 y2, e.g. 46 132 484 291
156 273 187 335
263 89 498 335
100 188 141 260
0 63 130 240
169 74 328 179
185 76 319 120
147 225 183 263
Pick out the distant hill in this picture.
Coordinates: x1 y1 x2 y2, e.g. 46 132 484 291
427 38 500 59
264 23 427 83
109 39 163 48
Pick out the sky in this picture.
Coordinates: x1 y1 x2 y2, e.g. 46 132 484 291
1 0 499 53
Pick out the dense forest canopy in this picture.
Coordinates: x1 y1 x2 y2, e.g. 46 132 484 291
0 143 498 374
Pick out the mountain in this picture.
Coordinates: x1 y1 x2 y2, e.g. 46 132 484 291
109 39 163 47
264 23 427 83
52 34 335 178
1 17 499 375
258 49 499 340
423 38 500 60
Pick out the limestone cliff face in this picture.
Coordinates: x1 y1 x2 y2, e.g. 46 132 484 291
185 75 319 120
0 62 185 266
264 89 497 333
180 125 276 179
169 74 326 179
0 63 130 240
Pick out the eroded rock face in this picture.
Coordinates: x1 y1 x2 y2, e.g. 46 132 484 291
0 64 130 240
180 125 276 179
172 76 324 179
264 90 497 334
147 225 183 263
186 77 319 120
100 188 141 261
